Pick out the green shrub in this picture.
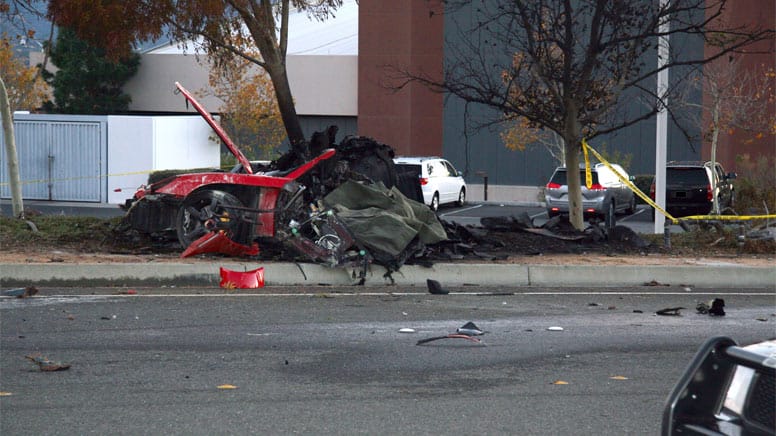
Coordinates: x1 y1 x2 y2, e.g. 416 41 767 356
633 174 654 204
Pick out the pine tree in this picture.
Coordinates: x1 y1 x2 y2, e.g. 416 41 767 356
42 28 139 114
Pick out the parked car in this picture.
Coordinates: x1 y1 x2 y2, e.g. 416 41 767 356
662 336 775 435
650 161 736 218
545 163 636 229
393 157 466 211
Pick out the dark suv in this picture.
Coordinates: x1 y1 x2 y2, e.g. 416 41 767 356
650 161 736 217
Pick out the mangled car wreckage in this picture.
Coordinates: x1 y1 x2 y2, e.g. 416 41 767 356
121 83 446 272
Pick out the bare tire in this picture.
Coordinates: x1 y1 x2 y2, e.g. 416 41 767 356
456 188 466 207
176 189 249 248
430 193 440 212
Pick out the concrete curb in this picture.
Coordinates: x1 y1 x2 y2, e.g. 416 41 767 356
1 262 774 289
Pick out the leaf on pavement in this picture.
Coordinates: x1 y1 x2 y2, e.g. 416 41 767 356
217 384 238 390
552 380 569 385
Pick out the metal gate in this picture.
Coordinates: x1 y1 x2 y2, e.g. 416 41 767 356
1 115 107 202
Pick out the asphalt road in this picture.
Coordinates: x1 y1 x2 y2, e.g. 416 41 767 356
2 287 774 435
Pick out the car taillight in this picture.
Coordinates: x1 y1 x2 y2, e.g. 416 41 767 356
706 184 712 201
546 182 561 189
588 183 605 191
419 177 429 186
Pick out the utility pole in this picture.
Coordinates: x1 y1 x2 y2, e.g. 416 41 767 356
654 0 669 234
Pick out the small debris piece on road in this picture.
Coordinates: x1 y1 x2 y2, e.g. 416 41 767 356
25 354 71 372
398 328 416 333
416 321 485 345
456 321 483 336
2 286 38 298
426 279 448 295
656 307 685 316
547 326 564 331
644 280 670 287
217 384 238 390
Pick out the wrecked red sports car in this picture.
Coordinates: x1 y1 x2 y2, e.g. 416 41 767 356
121 83 442 269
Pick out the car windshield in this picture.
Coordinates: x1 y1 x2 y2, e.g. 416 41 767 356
550 170 599 186
667 168 708 185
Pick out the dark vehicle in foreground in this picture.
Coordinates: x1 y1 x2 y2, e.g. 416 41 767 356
651 161 737 218
545 163 636 229
662 337 775 435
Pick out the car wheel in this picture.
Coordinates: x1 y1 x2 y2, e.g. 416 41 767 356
176 189 249 249
604 201 616 231
625 196 636 215
456 188 466 207
430 192 440 212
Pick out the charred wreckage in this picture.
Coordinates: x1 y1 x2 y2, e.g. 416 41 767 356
121 83 642 277
120 83 447 275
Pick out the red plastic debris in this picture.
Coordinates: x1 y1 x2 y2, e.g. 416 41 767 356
180 231 260 258
219 267 265 289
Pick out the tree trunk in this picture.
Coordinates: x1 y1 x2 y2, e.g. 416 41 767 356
265 62 308 159
0 76 24 218
709 99 721 214
564 141 584 230
563 108 584 230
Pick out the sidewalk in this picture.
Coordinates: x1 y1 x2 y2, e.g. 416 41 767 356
1 259 773 289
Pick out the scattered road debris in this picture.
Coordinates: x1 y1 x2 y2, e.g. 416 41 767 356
2 286 38 298
219 266 265 289
217 384 238 390
656 307 685 316
398 328 416 333
644 280 670 287
696 298 725 316
25 354 70 372
547 326 564 331
552 380 569 385
456 321 484 336
416 321 485 346
0 392 12 396
426 279 448 295
609 376 629 380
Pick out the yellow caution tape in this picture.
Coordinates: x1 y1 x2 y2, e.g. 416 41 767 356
0 169 155 189
582 140 592 189
580 139 775 223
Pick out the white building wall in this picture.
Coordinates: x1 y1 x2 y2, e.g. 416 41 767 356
107 116 220 204
126 53 358 117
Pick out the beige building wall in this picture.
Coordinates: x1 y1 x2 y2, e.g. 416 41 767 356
124 53 357 117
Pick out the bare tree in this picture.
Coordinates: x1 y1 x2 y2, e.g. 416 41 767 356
394 0 773 230
679 56 775 213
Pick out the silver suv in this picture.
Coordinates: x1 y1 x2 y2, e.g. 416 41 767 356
545 163 636 228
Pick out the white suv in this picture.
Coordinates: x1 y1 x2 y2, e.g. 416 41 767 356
393 157 466 211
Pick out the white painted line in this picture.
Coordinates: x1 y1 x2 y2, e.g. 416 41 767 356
439 203 483 217
25 291 776 299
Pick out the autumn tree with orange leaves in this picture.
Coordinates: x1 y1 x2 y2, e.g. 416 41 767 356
0 35 48 112
204 54 285 161
46 0 344 163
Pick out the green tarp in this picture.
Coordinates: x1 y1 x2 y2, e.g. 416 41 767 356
323 180 447 260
